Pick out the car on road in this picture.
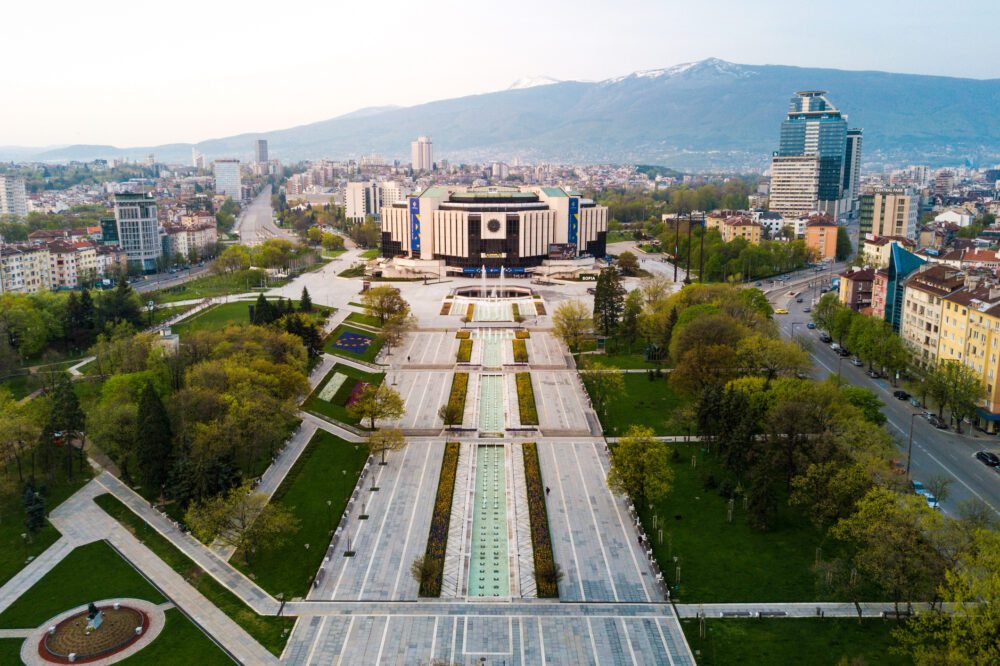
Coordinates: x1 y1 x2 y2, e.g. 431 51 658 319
819 332 832 343
851 357 863 366
893 390 911 401
807 322 816 329
924 494 940 509
911 480 926 494
796 297 803 303
975 451 1000 467
866 369 881 378
830 342 841 352
927 414 948 429
910 397 922 408
775 308 789 314
803 306 811 313
837 347 851 357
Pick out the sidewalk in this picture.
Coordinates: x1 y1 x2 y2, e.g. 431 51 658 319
674 601 948 618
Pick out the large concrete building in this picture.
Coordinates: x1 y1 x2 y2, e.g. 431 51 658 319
254 139 268 163
213 159 243 201
0 245 50 294
345 182 383 222
767 156 820 216
0 174 28 218
859 187 919 240
900 264 965 369
379 185 607 277
410 136 433 172
113 192 161 272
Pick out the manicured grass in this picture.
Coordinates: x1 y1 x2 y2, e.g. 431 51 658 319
93 494 293 655
641 443 865 603
118 608 235 665
147 303 197 327
323 324 384 363
0 464 92 587
522 443 557 597
512 339 528 363
345 311 382 329
234 431 369 599
338 265 366 278
0 540 164 628
360 248 380 260
582 351 659 369
420 442 459 597
600 374 687 436
446 373 469 425
456 339 473 363
681 618 910 666
0 639 22 662
0 373 32 399
153 270 285 303
173 300 329 336
440 302 452 315
465 303 474 321
303 364 385 425
515 373 538 425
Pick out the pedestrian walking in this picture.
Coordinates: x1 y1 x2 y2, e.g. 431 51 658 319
545 486 550 496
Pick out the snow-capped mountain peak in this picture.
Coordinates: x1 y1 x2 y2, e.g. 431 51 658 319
506 76 562 90
604 58 754 84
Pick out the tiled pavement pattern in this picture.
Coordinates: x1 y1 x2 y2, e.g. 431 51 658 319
400 331 461 367
442 442 475 597
380 370 454 431
532 371 593 435
509 441 537 598
524 332 569 368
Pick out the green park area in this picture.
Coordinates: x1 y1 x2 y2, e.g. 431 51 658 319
681 618 910 666
303 364 385 425
599 374 687 436
171 299 328 336
359 248 380 260
581 350 660 369
152 269 285 304
345 311 383 329
640 443 866 603
94 494 293 655
146 303 197 327
324 324 384 363
232 431 369 598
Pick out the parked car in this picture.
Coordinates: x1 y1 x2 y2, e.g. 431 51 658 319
830 342 841 352
911 480 926 494
893 390 911 401
925 494 940 510
909 397 922 408
775 308 789 315
803 306 812 313
837 348 851 357
851 357 863 367
866 369 881 378
928 414 948 429
806 322 816 329
819 332 832 343
975 450 1000 467
796 297 803 303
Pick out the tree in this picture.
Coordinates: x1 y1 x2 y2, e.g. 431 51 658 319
410 555 435 587
835 227 852 261
361 286 410 325
306 226 323 245
592 267 626 336
185 482 299 564
299 287 313 313
552 299 593 353
438 402 463 428
348 383 405 430
737 334 809 383
252 294 278 325
321 233 345 252
619 289 643 350
22 481 45 534
940 360 984 432
49 375 86 478
134 380 173 495
617 251 640 276
925 475 952 504
214 245 251 273
96 279 142 331
579 360 626 422
790 461 874 530
607 425 673 504
379 314 416 357
367 427 406 465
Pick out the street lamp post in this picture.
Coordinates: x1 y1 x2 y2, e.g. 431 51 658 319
326 499 333 534
906 412 919 479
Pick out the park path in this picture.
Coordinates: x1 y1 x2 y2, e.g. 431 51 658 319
675 602 947 618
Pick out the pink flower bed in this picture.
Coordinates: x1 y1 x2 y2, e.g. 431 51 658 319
345 381 369 407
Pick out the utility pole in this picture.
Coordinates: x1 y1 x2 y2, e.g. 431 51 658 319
698 213 705 283
673 218 679 282
684 213 693 284
906 412 918 479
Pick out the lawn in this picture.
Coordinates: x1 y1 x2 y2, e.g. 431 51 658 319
152 269 285 303
0 373 32 399
0 639 22 662
234 431 369 598
599 373 688 436
146 303 197 328
681 618 910 666
345 311 382 329
94 494 293 654
173 300 330 336
581 351 660 370
302 363 385 425
641 442 868 603
0 463 92 587
118 608 234 665
0 540 164 628
324 324 383 363
359 248 380 260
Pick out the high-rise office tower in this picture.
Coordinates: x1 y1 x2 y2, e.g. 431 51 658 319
842 129 863 213
410 136 433 171
255 139 268 163
344 182 384 222
191 148 204 169
0 175 28 218
113 192 161 272
213 160 243 200
770 91 862 218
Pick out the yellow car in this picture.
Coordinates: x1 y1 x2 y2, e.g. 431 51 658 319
774 308 789 314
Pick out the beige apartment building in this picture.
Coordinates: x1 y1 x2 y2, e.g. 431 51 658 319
720 216 763 244
48 240 99 289
900 264 965 368
859 188 919 240
0 245 51 294
768 155 820 216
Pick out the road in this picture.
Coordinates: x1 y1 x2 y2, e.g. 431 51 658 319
608 240 689 283
767 271 1000 518
133 265 210 294
236 185 295 246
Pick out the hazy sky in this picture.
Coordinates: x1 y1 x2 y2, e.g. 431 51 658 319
3 0 997 147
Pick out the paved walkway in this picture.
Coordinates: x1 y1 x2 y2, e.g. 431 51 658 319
675 602 946 618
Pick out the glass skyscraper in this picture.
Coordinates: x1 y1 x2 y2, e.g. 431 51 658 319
777 91 848 202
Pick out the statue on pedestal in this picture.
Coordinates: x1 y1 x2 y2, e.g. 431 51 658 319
85 602 103 633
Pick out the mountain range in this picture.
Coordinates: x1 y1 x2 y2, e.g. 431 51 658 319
6 59 1000 170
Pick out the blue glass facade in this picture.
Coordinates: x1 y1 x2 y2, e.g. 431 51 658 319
777 92 848 202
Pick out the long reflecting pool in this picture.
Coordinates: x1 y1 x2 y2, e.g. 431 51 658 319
478 374 505 432
468 444 510 597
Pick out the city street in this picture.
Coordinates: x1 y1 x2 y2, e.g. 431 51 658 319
236 184 296 246
768 273 1000 518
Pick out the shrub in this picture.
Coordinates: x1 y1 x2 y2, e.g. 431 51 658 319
457 339 473 363
456 330 471 339
439 302 452 315
515 330 530 339
515 373 538 425
466 303 475 320
523 442 558 598
513 303 523 323
419 442 460 596
702 474 718 490
512 339 528 363
447 373 469 419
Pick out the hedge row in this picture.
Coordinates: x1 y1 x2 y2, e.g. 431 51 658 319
512 339 528 363
440 302 452 315
513 303 523 323
515 330 530 339
466 303 475 320
522 442 558 598
534 301 546 315
456 339 473 362
448 373 469 423
419 441 460 596
515 372 538 425
456 330 471 339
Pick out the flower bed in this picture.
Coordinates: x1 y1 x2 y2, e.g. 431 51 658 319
515 373 538 425
447 373 469 422
456 330 471 340
466 303 475 321
345 381 368 407
457 339 473 363
512 339 528 363
513 303 523 323
522 442 558 598
440 302 452 315
317 373 348 402
534 301 545 315
515 330 530 339
419 441 460 596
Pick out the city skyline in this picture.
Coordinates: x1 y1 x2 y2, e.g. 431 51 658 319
2 0 999 147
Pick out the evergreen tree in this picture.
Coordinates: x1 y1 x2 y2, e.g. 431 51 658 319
22 481 45 534
79 288 96 346
299 287 313 312
97 279 142 331
64 292 83 349
620 289 643 350
49 376 86 478
252 294 276 325
592 267 626 337
134 380 173 495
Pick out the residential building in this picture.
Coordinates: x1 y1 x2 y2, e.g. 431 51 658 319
859 188 919 239
900 264 965 368
379 181 409 207
860 236 917 268
768 156 820 216
254 139 269 164
213 159 242 200
879 244 926 332
0 245 50 294
345 182 383 222
719 216 762 244
410 136 433 171
162 221 218 260
804 216 838 260
191 147 204 169
113 192 161 272
0 175 29 218
871 270 889 319
47 240 99 289
838 267 877 311
95 244 127 276
934 208 975 227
